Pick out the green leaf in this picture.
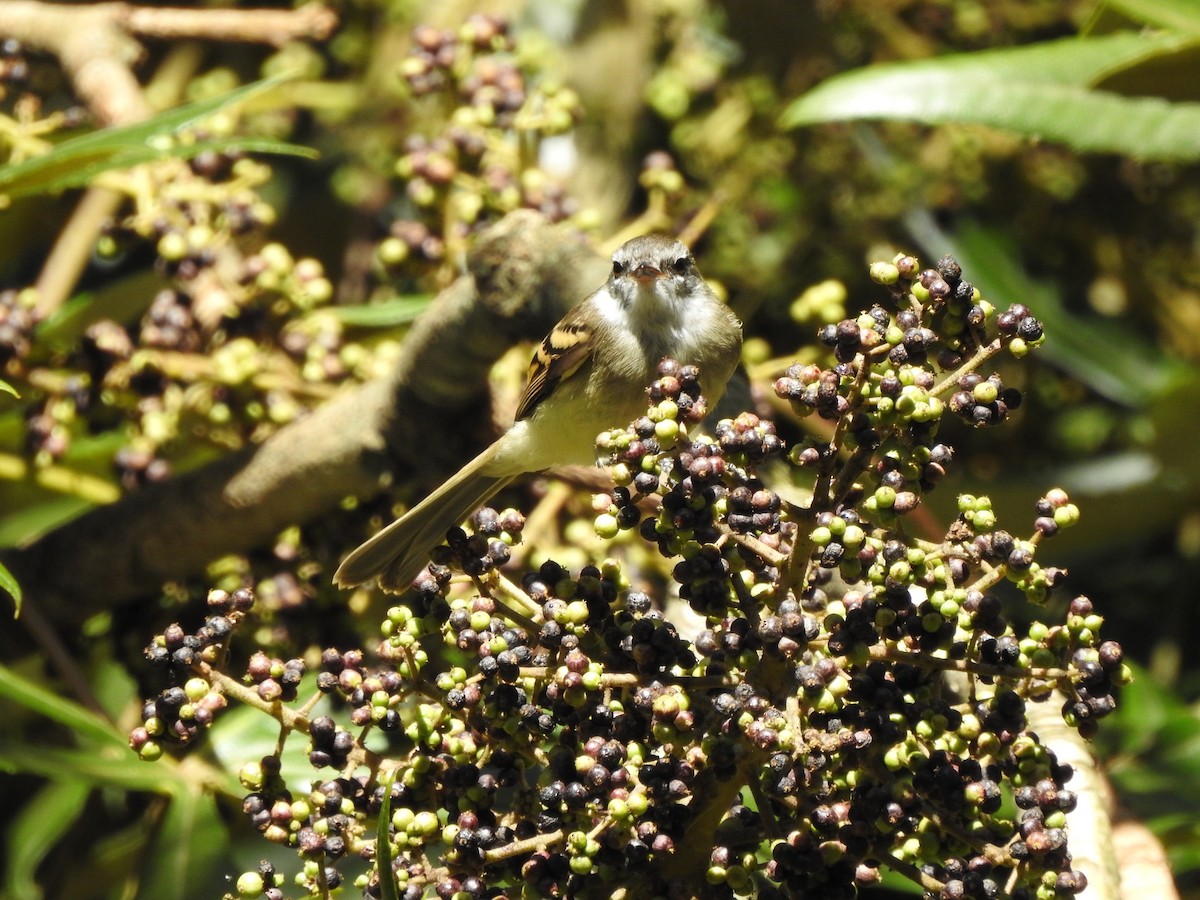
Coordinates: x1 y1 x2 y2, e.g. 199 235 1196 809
140 789 230 900
0 744 186 791
0 379 17 399
0 665 125 749
377 767 401 900
903 213 1181 405
325 295 432 328
781 32 1200 161
35 269 164 349
0 77 317 199
0 493 95 548
1103 0 1200 33
4 779 91 900
0 562 20 617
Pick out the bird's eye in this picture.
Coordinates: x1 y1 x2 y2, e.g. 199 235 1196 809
612 260 625 276
671 256 691 275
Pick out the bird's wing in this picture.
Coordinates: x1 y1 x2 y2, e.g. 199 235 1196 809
515 302 594 421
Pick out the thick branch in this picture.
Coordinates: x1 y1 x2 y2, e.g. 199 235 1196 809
3 212 606 630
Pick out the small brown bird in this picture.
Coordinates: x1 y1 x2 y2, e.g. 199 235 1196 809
334 234 743 592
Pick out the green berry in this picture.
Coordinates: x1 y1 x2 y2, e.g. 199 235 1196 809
594 513 620 539
236 872 265 896
870 261 900 284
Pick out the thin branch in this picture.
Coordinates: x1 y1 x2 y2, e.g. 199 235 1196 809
116 4 337 47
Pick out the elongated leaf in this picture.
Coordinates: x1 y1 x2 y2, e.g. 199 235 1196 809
140 789 230 900
36 269 165 348
0 77 317 199
0 665 125 749
0 563 20 617
0 493 95 548
901 211 1181 406
328 295 432 328
1103 0 1200 33
0 379 17 398
377 768 401 900
781 33 1200 161
0 744 186 792
4 779 91 900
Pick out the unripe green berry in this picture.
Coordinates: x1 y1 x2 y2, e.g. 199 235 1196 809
654 418 680 444
184 678 210 701
655 399 679 421
1053 503 1080 527
236 871 265 896
569 856 593 875
138 740 163 761
870 261 900 284
972 381 998 403
594 513 619 539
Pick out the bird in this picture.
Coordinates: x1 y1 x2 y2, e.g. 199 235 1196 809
334 233 743 592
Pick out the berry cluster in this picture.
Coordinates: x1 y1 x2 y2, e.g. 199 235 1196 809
131 588 256 760
378 15 585 283
131 254 1125 899
4 107 338 497
403 17 516 98
426 507 525 580
0 288 34 369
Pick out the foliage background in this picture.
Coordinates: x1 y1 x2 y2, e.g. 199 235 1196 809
1 0 1199 897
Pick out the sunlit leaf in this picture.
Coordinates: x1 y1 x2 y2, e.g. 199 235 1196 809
0 564 20 617
208 679 328 788
0 744 185 793
903 214 1182 405
0 493 95 548
327 296 432 328
377 767 400 900
782 32 1200 161
0 77 317 199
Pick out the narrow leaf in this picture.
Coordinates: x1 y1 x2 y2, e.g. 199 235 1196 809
376 767 401 900
1103 0 1200 33
0 379 18 398
0 563 20 617
0 744 186 793
0 77 316 199
327 296 432 328
0 665 124 749
4 779 91 900
781 33 1200 161
140 789 230 900
903 213 1180 405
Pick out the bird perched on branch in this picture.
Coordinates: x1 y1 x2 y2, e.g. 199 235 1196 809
334 233 743 592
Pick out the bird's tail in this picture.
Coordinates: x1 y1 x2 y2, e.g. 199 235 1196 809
334 442 515 592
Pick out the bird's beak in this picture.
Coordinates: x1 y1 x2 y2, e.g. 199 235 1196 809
631 264 663 284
